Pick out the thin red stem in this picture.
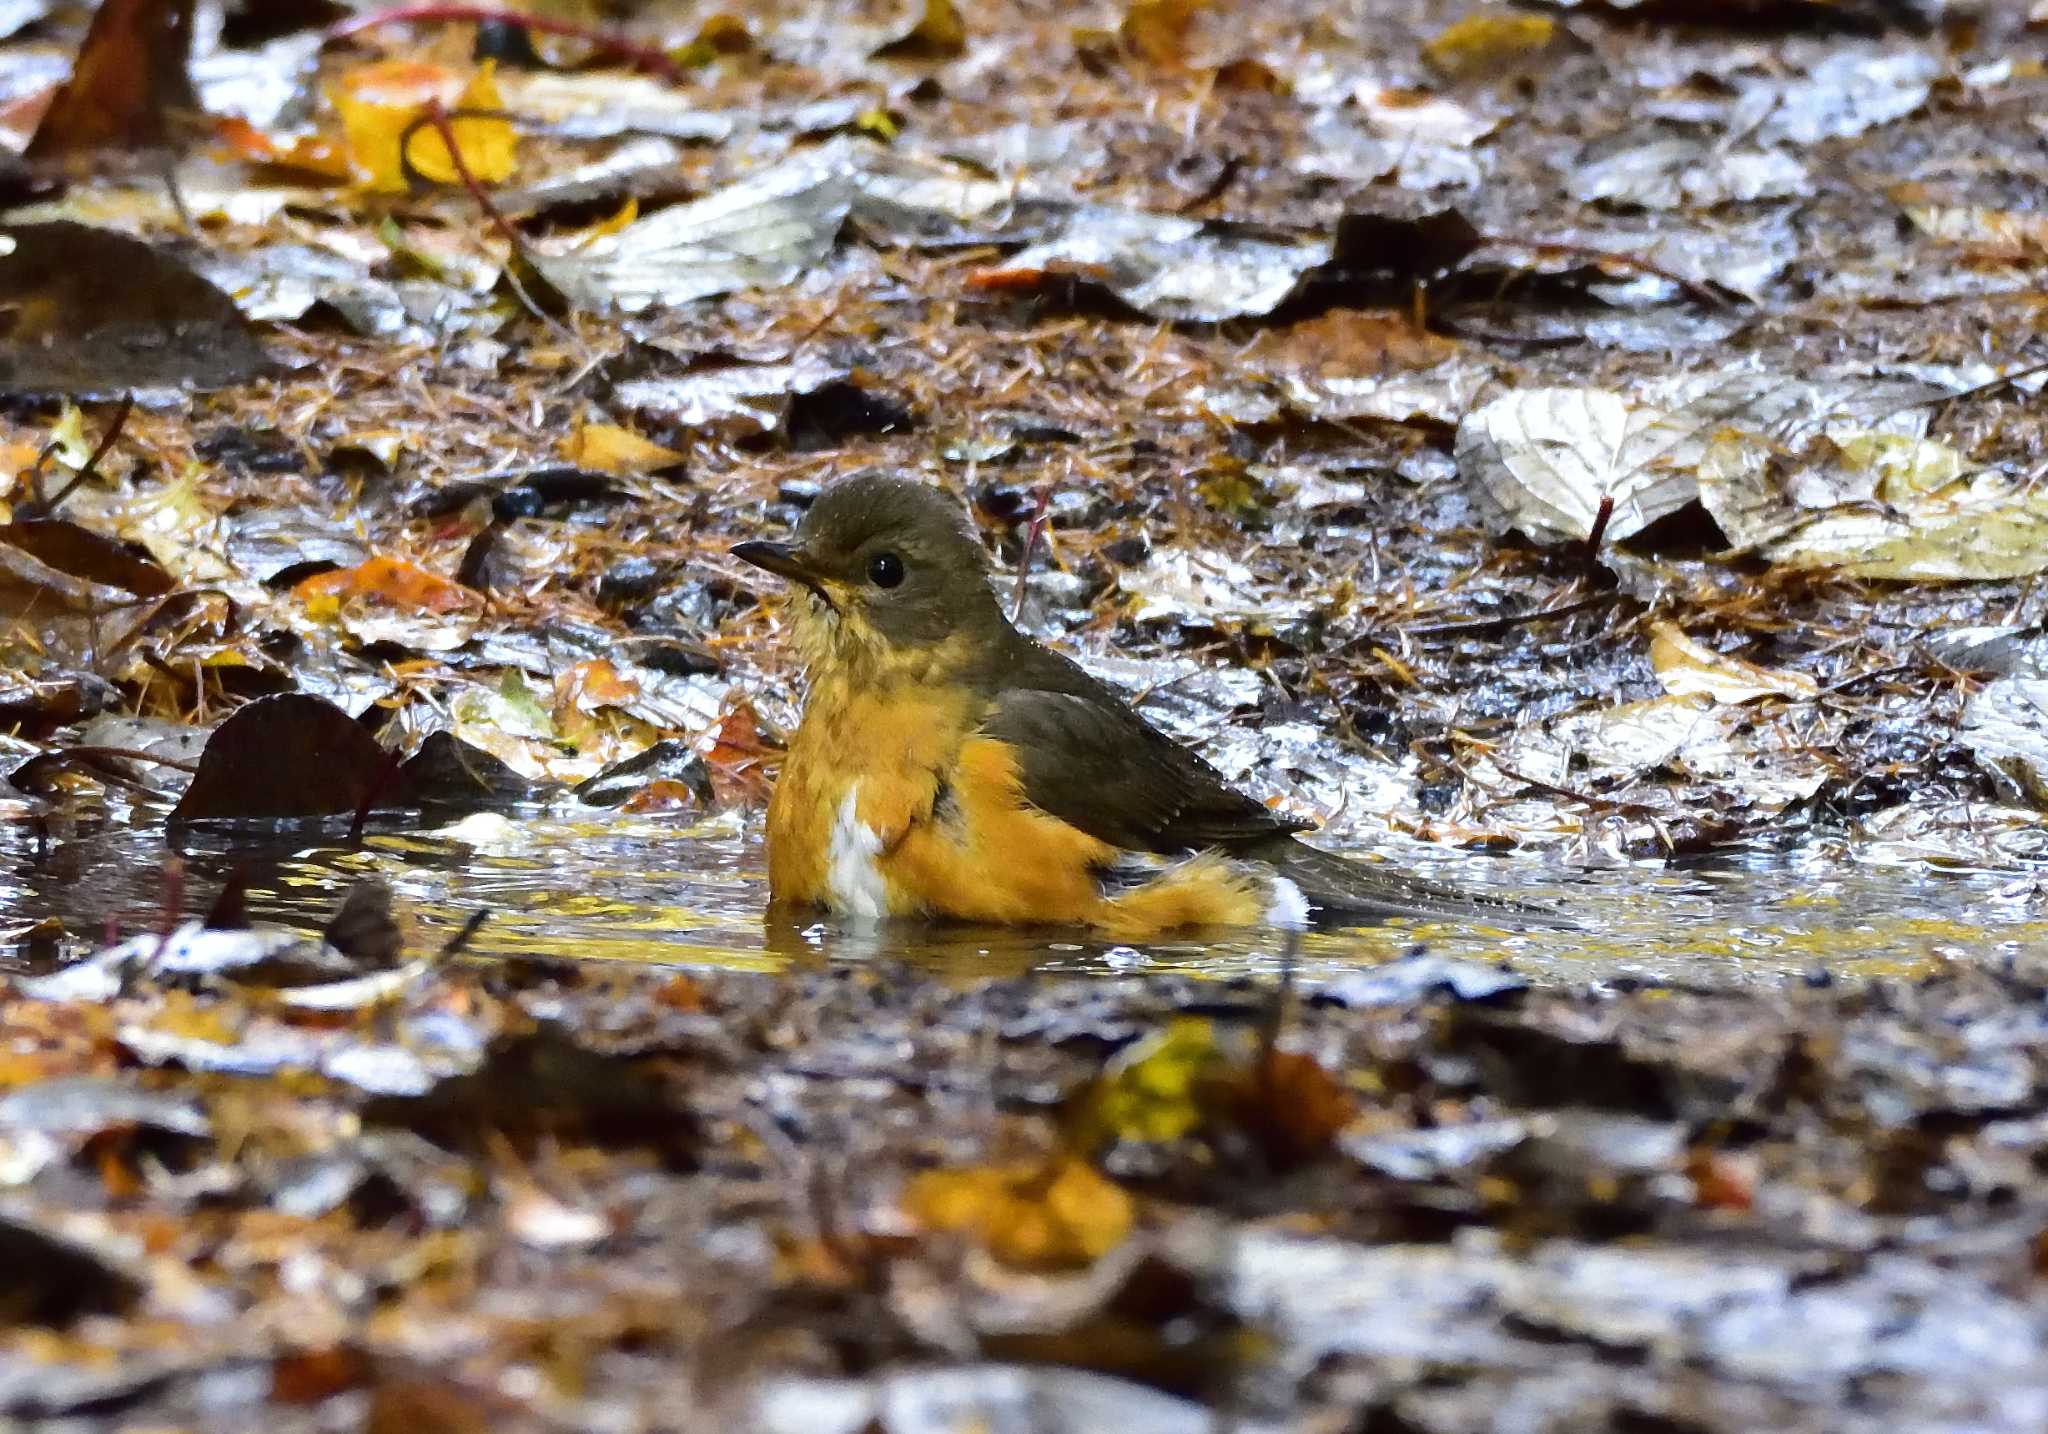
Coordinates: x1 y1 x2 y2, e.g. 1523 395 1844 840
410 99 523 254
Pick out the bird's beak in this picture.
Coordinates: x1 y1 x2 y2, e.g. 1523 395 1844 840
732 540 828 601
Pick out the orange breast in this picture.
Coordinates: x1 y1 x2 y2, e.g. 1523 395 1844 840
766 680 1271 935
765 678 978 914
880 736 1118 925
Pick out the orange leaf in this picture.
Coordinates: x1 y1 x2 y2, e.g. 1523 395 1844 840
293 556 473 614
554 657 640 716
562 421 686 476
1122 0 1203 66
212 114 351 181
1233 1048 1355 1165
619 778 706 813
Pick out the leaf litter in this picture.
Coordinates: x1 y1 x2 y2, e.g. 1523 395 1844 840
0 0 2042 1428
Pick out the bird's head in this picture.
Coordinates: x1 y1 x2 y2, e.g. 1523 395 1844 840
732 474 1008 681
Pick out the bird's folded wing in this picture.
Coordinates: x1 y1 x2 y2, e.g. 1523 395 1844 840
980 685 1311 854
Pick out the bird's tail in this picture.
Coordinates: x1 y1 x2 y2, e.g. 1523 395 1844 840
1242 837 1573 929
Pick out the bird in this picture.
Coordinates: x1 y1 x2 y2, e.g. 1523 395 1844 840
732 473 1561 938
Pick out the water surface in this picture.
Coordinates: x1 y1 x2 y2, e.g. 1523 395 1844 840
3 808 2038 988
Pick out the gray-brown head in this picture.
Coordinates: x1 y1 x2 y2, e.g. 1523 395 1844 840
732 474 1010 675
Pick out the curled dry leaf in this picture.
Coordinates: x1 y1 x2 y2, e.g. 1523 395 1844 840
1649 622 1818 704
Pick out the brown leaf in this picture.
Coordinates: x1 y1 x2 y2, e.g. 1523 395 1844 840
170 694 406 824
0 223 271 394
25 0 201 161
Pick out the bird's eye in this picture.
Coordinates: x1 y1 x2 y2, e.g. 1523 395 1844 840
867 551 905 588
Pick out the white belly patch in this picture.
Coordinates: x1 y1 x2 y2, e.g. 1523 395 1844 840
827 784 889 918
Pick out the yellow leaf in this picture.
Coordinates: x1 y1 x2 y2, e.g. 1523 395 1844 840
1423 13 1555 79
330 59 517 194
1075 1018 1224 1147
878 0 966 57
903 1156 1135 1269
563 421 686 475
1833 432 1967 501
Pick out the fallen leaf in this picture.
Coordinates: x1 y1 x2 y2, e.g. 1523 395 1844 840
170 693 404 823
1075 1018 1224 1147
329 59 516 194
293 555 473 614
903 1156 1136 1269
530 141 855 313
25 0 200 161
0 222 272 394
1960 676 2048 806
1649 622 1818 704
974 207 1327 322
1699 431 2048 581
1422 12 1556 80
1903 205 2048 262
875 0 966 58
562 422 687 476
1122 0 1202 65
1460 373 1941 546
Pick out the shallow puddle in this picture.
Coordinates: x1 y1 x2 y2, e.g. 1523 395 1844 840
4 808 2040 988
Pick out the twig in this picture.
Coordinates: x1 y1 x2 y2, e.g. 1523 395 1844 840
1581 493 1614 580
328 4 685 82
1010 484 1051 623
400 101 579 342
1404 591 1616 641
22 394 134 518
1492 235 1735 309
399 102 522 251
437 909 490 960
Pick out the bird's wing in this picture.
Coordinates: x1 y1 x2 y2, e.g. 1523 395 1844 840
980 683 1311 855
